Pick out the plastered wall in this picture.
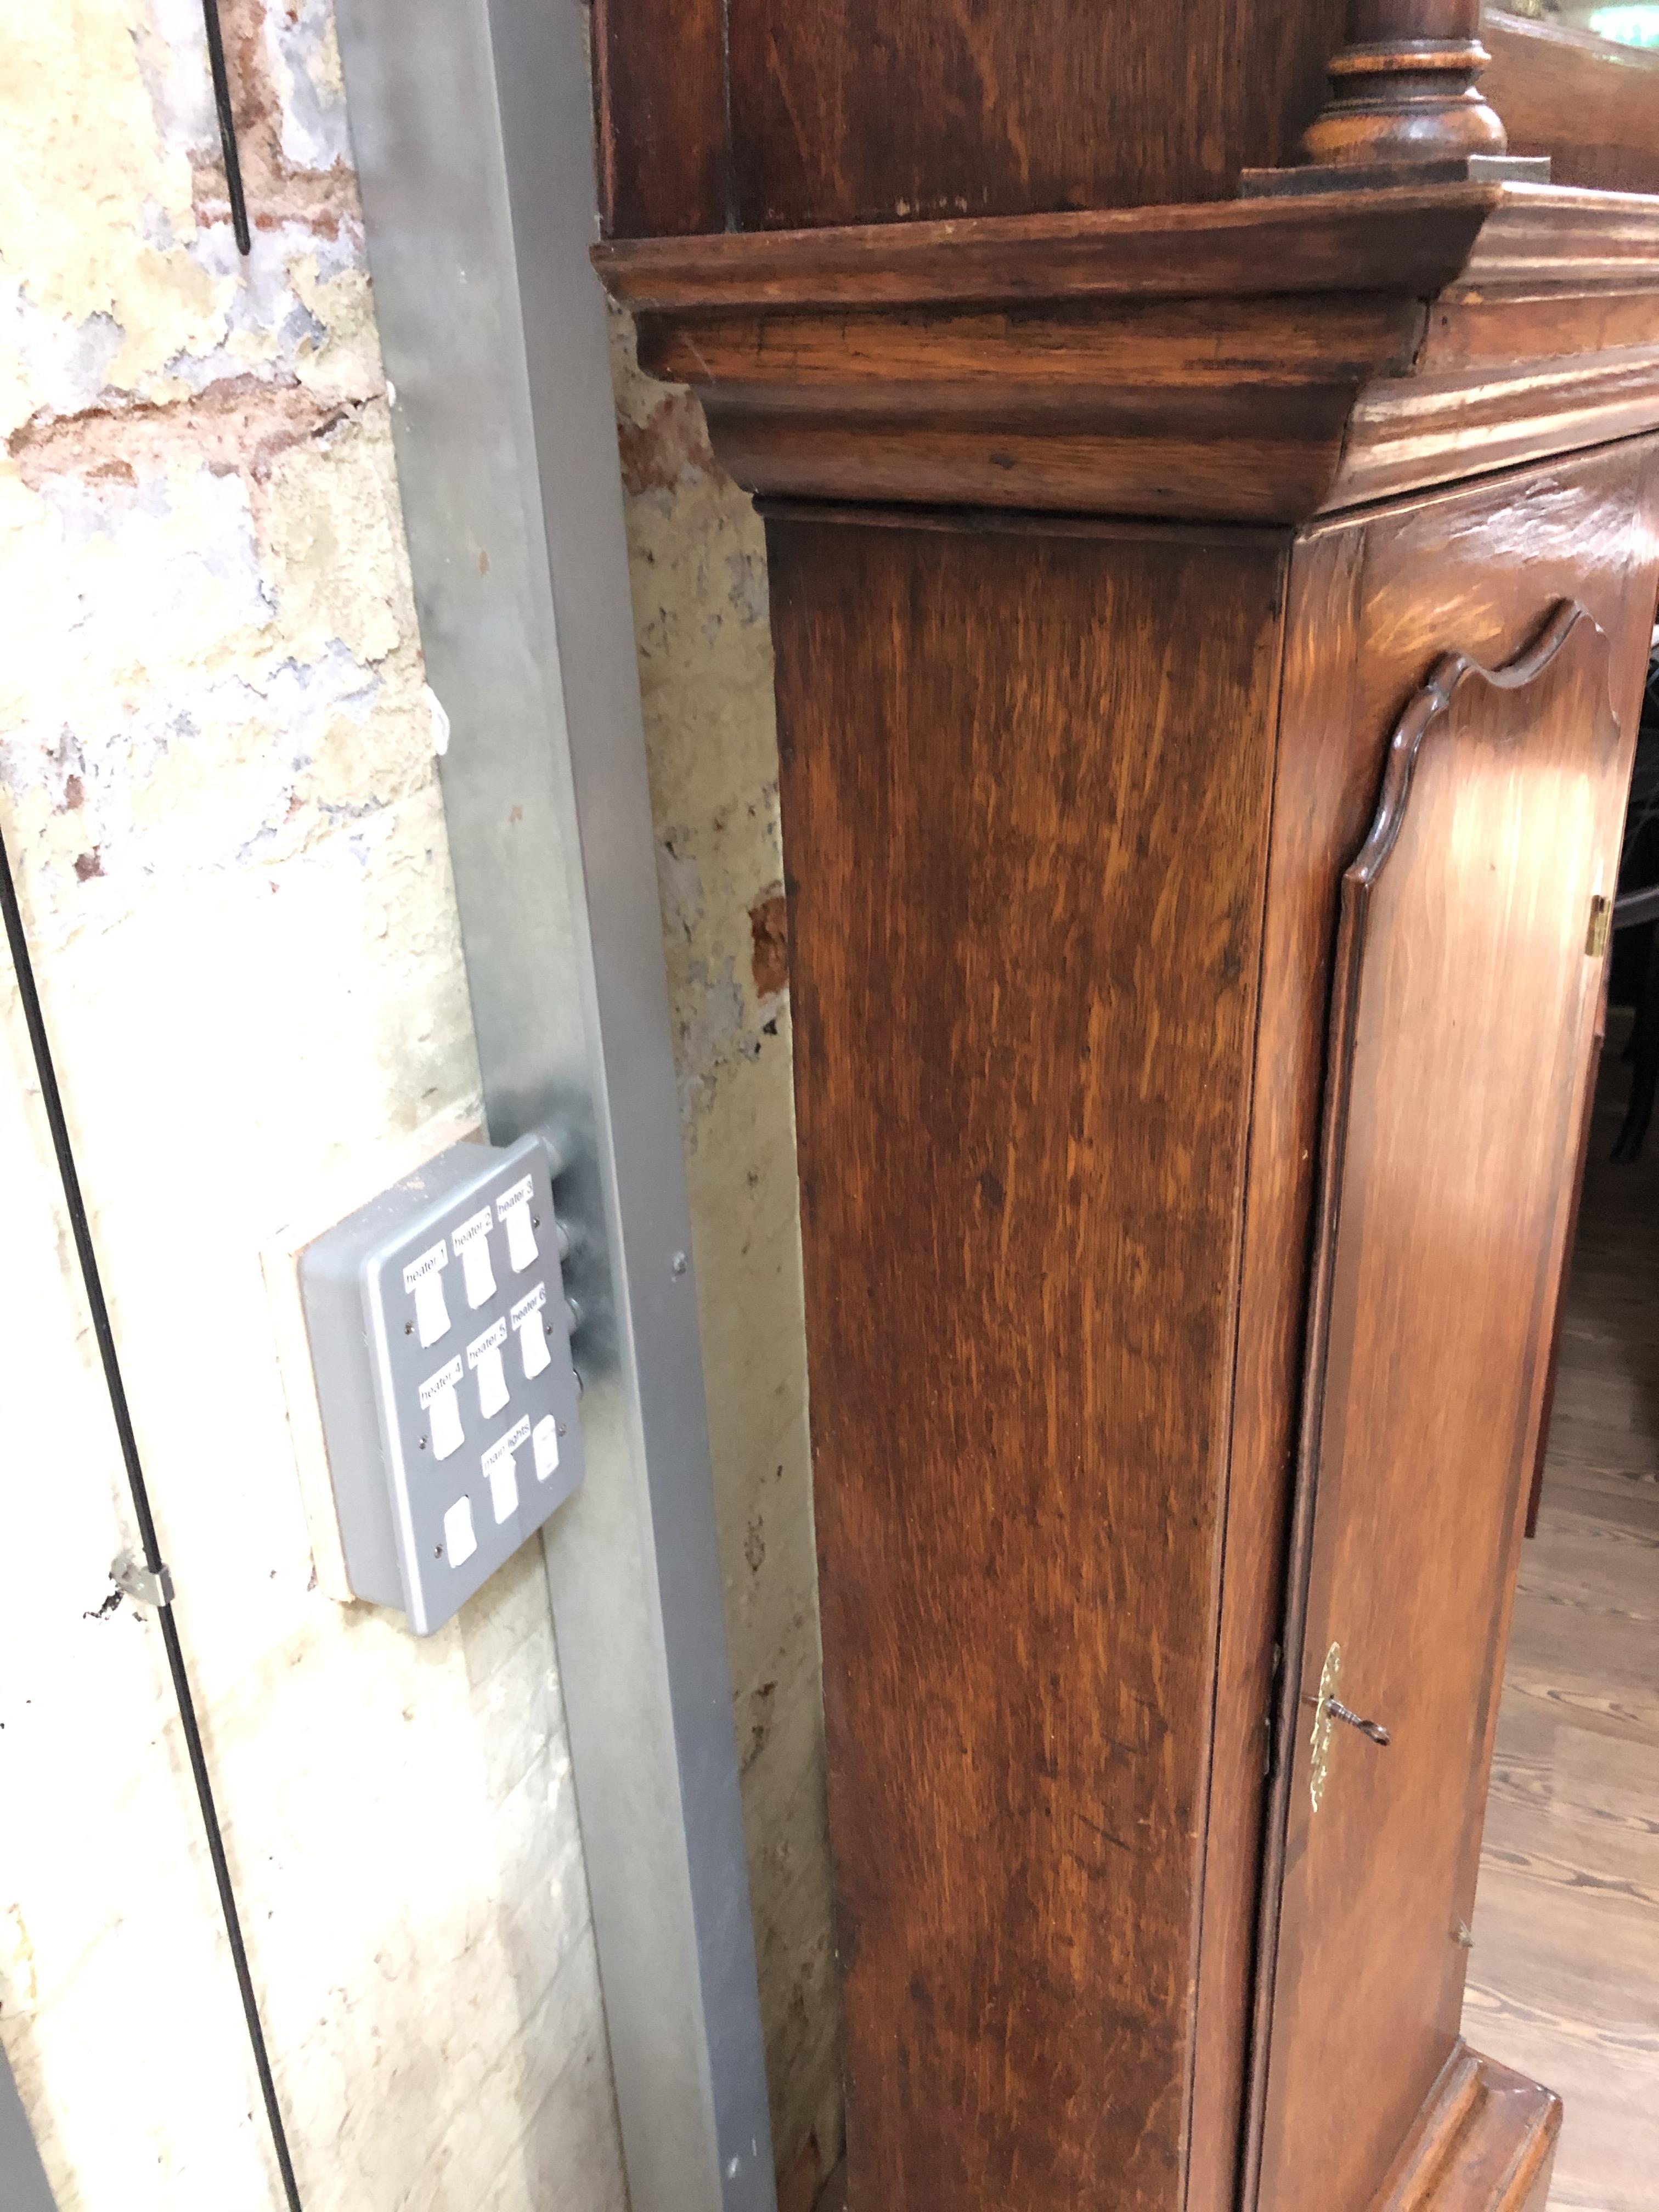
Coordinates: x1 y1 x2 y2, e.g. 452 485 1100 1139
608 317 843 2208
0 5 626 2207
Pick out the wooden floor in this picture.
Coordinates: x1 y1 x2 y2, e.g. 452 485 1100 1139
1463 1038 1659 2212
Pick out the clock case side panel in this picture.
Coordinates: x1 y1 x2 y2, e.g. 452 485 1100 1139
764 507 1291 2211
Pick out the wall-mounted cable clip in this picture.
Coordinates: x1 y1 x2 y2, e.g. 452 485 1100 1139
111 1549 176 1611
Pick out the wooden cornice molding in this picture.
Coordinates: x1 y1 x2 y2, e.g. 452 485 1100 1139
595 185 1497 312
593 184 1659 525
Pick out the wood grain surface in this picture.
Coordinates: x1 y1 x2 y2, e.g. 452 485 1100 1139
590 0 729 238
1195 521 1379 2212
590 0 1659 236
1295 1 1508 176
1371 2040 1561 2210
768 451 1659 2211
592 0 1349 237
593 186 1503 312
1254 603 1624 2208
724 0 1347 230
1210 441 1659 2212
596 187 1659 524
593 180 1659 313
640 293 1422 524
1464 1036 1659 2211
769 512 1287 2210
1523 976 1607 1543
1484 11 1659 198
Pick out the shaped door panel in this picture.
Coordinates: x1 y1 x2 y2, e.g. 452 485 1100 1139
1255 605 1622 2208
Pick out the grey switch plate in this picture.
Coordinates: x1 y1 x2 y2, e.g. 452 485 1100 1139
299 1133 584 1634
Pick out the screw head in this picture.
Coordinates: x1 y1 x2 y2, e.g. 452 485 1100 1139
671 1250 689 1277
433 1544 443 1559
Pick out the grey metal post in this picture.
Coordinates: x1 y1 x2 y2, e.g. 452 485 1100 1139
1 2048 58 2212
329 3 777 2207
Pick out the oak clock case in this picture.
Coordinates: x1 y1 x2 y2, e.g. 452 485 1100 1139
591 4 1659 2207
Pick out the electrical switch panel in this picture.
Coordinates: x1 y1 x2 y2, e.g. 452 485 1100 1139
298 1134 584 1635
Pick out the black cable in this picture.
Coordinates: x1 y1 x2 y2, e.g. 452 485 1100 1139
201 0 252 257
0 821 302 2211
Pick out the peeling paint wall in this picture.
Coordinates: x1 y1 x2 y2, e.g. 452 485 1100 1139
609 312 843 2208
0 7 625 2209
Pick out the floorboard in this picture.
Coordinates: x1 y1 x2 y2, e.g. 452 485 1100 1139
1465 1032 1659 2212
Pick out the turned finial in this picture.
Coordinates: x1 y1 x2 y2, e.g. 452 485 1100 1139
1298 0 1508 171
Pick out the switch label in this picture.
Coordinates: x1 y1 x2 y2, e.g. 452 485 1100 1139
512 1283 550 1379
403 1240 448 1289
486 1453 517 1524
453 1205 496 1308
465 1317 510 1417
419 1355 466 1462
498 1174 538 1272
482 1415 532 1526
466 1315 509 1362
418 1355 465 1404
496 1173 534 1216
476 1347 509 1418
404 1239 452 1347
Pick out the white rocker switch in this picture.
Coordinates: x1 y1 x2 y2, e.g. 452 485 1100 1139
298 1132 585 1635
421 1359 465 1461
406 1242 451 1347
467 1317 510 1419
443 1494 477 1567
500 1174 538 1271
484 1416 530 1525
533 1415 560 1483
513 1283 551 1379
454 1205 496 1308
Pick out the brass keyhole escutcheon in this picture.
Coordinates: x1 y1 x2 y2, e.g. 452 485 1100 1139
1587 894 1612 957
1307 1642 1391 1813
1309 1642 1341 1813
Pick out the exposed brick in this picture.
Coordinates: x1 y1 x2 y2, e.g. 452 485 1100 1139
615 387 714 496
749 887 789 999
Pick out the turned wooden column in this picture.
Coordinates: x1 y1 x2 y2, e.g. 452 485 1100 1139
1240 0 1550 192
1301 0 1508 167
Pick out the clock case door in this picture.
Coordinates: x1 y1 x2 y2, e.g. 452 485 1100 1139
1249 602 1623 2208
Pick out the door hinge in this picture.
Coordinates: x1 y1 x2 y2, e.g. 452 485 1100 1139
1264 1641 1285 1780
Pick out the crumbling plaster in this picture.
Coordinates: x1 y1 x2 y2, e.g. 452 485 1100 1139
609 309 843 2207
0 6 624 2209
